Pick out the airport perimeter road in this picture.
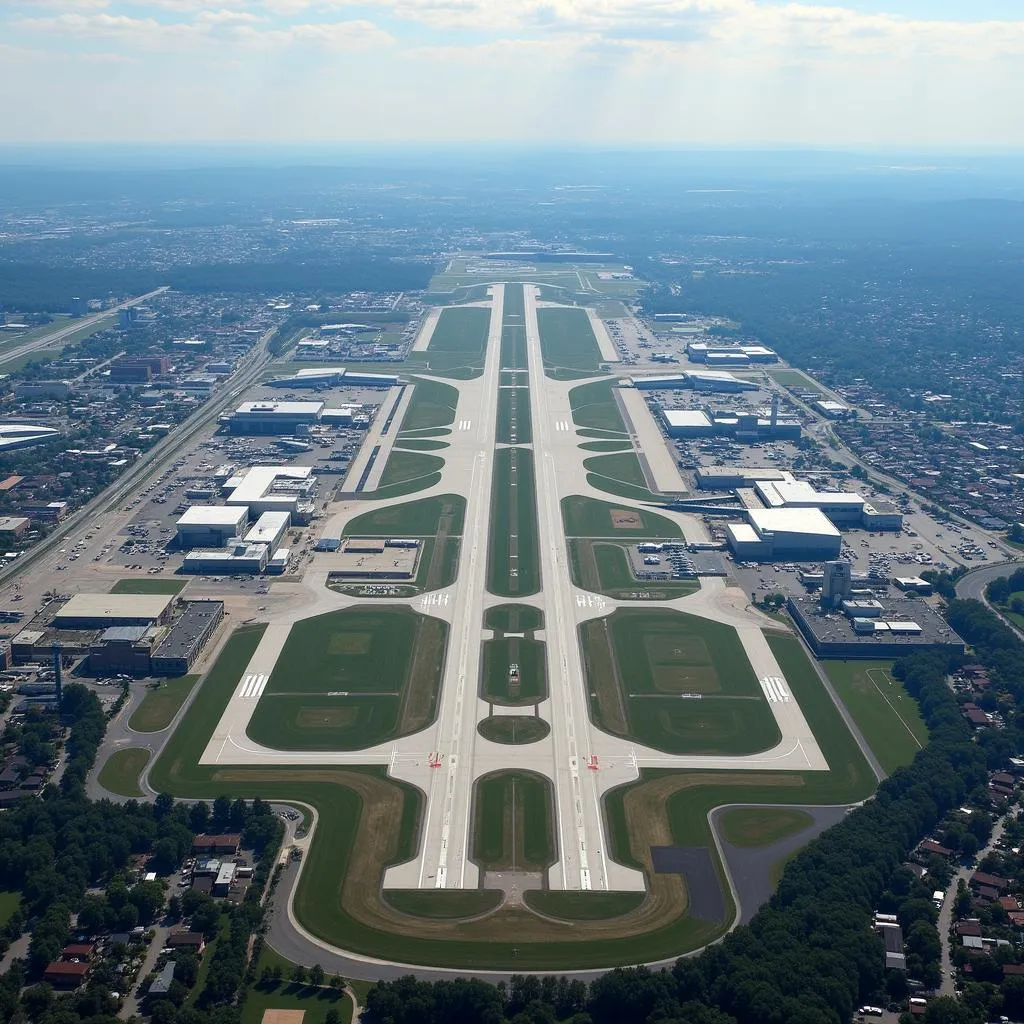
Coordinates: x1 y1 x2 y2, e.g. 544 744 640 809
523 284 616 892
0 287 168 370
955 561 1020 602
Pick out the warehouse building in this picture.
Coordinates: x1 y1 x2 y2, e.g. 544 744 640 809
176 506 249 548
662 407 801 441
633 370 758 393
228 400 324 435
815 399 852 419
726 507 842 561
151 601 224 677
268 367 346 388
223 465 316 520
687 342 778 364
754 479 865 524
243 511 290 552
696 467 792 490
182 543 269 575
53 593 174 629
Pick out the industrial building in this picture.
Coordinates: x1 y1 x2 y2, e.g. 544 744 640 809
0 424 61 452
695 467 792 490
182 543 269 575
268 367 346 388
662 399 801 441
243 511 291 552
726 508 842 561
815 399 852 419
787 595 965 659
633 370 759 393
687 342 778 364
176 506 249 548
754 479 866 524
327 536 422 580
228 400 324 435
0 517 29 544
150 601 224 677
223 465 316 520
53 593 174 629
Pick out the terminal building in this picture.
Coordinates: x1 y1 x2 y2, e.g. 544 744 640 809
176 506 249 548
726 508 842 561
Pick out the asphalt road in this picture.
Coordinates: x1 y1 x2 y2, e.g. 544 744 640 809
954 560 1024 640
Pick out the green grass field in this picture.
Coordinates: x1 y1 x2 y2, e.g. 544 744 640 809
579 439 634 452
717 807 814 848
485 604 544 632
377 450 445 490
384 890 501 919
487 447 539 597
478 716 550 744
421 306 491 373
129 676 199 732
524 892 645 920
569 379 627 433
768 367 823 394
823 660 927 775
0 891 21 927
473 771 555 872
344 494 465 537
246 608 447 751
242 983 351 1024
536 307 603 375
399 378 460 431
481 636 547 705
97 748 150 797
496 387 532 444
569 541 699 599
110 578 187 595
583 452 651 489
581 609 780 755
561 495 681 538
393 438 449 452
501 283 527 370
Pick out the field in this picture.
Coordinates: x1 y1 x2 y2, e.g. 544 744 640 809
241 982 351 1024
823 660 927 775
487 447 539 597
0 315 115 369
0 892 19 927
561 495 681 539
496 386 532 444
536 307 604 376
501 283 527 369
717 807 814 848
478 716 550 744
420 306 491 374
583 452 651 490
377 450 445 490
569 541 699 600
473 771 556 872
246 608 447 750
485 604 544 632
384 890 501 919
524 891 645 920
97 748 150 797
128 675 199 732
579 439 633 452
768 367 824 394
568 380 627 433
581 609 780 755
110 578 187 595
393 438 448 451
481 636 547 705
343 494 465 537
399 378 460 432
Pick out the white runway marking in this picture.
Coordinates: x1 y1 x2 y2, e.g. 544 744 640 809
419 592 450 610
239 674 268 700
555 420 570 432
458 419 472 431
760 676 791 703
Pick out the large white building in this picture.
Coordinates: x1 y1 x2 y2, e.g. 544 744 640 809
633 370 758 394
0 424 61 452
228 400 324 434
268 368 346 389
754 479 866 524
726 507 842 561
176 506 249 548
243 511 291 551
183 542 269 575
223 465 316 519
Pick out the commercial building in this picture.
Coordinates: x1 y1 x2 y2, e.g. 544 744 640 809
268 367 346 389
754 479 866 524
0 517 29 544
687 342 778 364
151 601 224 677
895 577 934 596
815 399 852 419
695 467 791 490
223 465 316 520
633 370 758 393
266 548 290 575
662 404 800 441
176 506 249 548
243 511 290 552
53 593 174 629
726 508 842 561
0 424 61 452
14 381 72 400
182 542 269 575
20 501 68 521
213 862 236 897
788 594 965 659
663 410 714 436
228 400 324 435
88 626 158 677
862 501 905 531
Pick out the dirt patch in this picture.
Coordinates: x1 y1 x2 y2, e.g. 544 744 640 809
611 509 642 529
397 617 447 735
262 1011 306 1024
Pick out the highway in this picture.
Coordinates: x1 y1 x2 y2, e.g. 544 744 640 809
0 286 168 370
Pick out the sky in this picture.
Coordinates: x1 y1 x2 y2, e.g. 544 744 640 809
1 0 1024 146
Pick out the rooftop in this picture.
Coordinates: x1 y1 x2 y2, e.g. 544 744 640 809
55 593 174 623
748 507 842 538
234 401 324 416
664 410 713 428
177 505 248 528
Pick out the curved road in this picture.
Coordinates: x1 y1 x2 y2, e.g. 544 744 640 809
954 560 1024 641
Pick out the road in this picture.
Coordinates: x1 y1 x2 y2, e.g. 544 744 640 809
0 287 168 370
954 561 1024 641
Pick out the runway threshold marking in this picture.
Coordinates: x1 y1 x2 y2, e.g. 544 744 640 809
239 674 268 699
760 676 791 703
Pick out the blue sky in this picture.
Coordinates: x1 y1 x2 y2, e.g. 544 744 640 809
1 0 1023 145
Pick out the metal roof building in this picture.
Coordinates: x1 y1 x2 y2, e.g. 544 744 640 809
54 593 175 628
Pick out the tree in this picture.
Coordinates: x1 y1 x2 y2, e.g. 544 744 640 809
325 1011 341 1024
189 801 210 833
309 963 325 987
154 792 175 820
329 974 344 991
291 965 308 985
